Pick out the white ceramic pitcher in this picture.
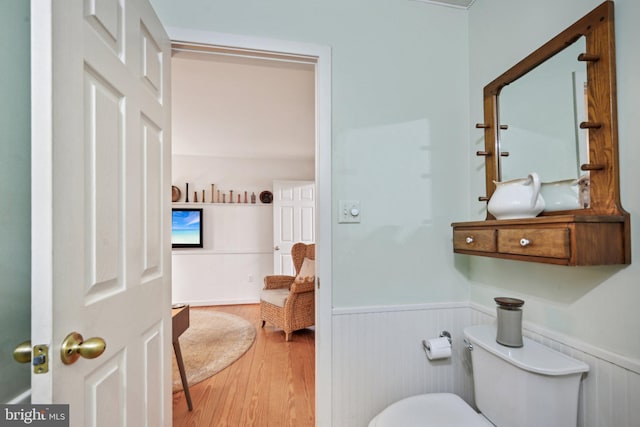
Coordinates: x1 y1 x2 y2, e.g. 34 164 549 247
487 172 545 220
540 174 590 211
541 177 581 211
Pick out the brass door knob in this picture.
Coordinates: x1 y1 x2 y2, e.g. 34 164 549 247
13 340 32 363
61 332 106 365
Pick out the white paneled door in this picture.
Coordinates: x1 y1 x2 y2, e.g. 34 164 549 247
272 180 315 274
31 1 172 426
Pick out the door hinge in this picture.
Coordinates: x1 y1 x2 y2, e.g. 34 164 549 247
33 344 49 374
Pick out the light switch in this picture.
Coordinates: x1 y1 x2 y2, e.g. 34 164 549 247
338 200 361 223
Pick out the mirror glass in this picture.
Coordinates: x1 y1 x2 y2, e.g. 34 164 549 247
498 36 587 184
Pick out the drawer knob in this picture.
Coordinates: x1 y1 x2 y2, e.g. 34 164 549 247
465 236 474 244
519 238 531 247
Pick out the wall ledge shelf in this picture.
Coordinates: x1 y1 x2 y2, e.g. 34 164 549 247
172 202 272 207
452 213 630 266
452 214 628 227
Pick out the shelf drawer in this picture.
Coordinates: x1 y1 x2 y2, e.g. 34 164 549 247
453 229 496 253
497 228 570 259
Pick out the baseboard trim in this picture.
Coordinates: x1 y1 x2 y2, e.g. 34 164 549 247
179 298 260 307
332 301 469 315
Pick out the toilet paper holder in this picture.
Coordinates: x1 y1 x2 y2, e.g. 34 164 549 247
422 330 452 353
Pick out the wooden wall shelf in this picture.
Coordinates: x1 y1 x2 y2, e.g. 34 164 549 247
453 215 630 266
172 202 271 207
452 2 631 266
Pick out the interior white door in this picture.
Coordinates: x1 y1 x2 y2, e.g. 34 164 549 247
31 1 172 426
272 180 315 274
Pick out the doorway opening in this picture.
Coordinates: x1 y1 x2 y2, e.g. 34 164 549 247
168 31 332 424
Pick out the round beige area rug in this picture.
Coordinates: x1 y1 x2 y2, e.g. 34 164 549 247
172 308 256 392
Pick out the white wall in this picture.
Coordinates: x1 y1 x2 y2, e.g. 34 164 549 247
171 45 315 305
171 155 314 305
171 203 273 305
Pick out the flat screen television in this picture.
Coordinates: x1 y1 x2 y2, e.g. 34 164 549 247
171 208 203 248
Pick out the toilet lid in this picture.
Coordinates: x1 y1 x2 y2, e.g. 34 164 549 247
369 393 493 427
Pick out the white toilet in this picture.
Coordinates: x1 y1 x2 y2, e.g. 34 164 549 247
369 324 589 427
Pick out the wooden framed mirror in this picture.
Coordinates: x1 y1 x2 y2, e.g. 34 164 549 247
452 1 630 266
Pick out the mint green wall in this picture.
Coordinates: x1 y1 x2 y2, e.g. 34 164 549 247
150 0 472 306
0 0 31 402
150 0 640 361
468 0 640 361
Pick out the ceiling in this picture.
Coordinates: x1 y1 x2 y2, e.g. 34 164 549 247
171 48 316 160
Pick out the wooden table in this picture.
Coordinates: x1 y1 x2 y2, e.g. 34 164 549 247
172 305 193 411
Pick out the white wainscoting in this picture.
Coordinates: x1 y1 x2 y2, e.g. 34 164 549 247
331 303 473 427
171 251 270 305
332 303 640 427
171 204 273 306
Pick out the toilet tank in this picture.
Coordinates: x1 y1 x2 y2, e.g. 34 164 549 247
464 325 589 427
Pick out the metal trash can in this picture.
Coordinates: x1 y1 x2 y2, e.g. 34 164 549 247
494 297 525 347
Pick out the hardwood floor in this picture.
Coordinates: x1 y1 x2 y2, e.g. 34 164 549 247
172 304 315 427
